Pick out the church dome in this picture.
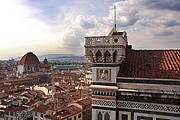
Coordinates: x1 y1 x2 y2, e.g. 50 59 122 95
19 52 40 65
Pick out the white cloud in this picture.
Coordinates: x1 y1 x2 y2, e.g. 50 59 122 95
57 0 180 54
0 0 179 59
0 1 57 59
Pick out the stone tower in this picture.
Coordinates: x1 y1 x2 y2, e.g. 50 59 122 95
85 28 128 120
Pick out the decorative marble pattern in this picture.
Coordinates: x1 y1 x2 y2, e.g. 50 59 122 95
92 99 116 108
117 100 180 114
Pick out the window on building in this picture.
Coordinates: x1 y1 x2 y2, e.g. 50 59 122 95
98 112 102 120
104 112 110 120
41 114 43 117
15 112 18 117
68 118 72 120
10 112 13 116
96 51 102 63
6 117 8 120
0 112 4 118
10 118 13 120
74 116 76 120
78 114 81 118
113 50 117 62
35 112 37 116
5 111 9 115
104 50 111 63
122 114 128 120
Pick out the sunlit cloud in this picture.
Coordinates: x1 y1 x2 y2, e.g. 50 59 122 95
0 0 179 59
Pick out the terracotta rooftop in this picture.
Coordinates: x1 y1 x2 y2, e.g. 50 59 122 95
52 105 82 119
5 106 26 112
0 77 33 85
119 50 180 79
19 52 40 65
33 104 53 113
76 97 92 107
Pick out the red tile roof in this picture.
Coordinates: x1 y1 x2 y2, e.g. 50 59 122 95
33 104 52 113
119 50 180 79
52 105 82 120
0 77 33 85
76 98 92 107
5 106 26 112
19 52 40 65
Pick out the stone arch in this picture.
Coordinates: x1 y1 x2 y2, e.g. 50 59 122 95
104 50 111 63
104 112 110 120
113 50 118 63
96 50 102 63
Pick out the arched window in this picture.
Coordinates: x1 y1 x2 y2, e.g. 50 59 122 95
28 66 30 70
96 51 102 63
104 50 111 63
98 112 102 120
87 50 94 62
113 50 117 62
104 112 110 120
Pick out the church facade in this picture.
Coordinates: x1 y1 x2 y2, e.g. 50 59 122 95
84 28 180 120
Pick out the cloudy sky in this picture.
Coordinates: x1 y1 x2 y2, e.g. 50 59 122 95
0 0 179 59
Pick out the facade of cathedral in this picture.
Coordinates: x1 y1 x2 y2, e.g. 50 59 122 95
84 28 180 120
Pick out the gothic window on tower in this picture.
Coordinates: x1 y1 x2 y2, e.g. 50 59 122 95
97 112 102 120
104 50 111 63
122 114 128 120
113 50 117 63
96 51 102 63
28 66 30 70
104 112 110 120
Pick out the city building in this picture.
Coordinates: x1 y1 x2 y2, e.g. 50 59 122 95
76 98 92 120
84 28 180 120
84 71 92 84
0 77 39 87
52 65 79 71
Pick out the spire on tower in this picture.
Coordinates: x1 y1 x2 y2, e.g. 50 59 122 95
114 5 117 32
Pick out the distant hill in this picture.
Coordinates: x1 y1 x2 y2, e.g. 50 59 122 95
14 54 87 62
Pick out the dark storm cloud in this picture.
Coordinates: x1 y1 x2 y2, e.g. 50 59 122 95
163 20 180 27
141 0 180 11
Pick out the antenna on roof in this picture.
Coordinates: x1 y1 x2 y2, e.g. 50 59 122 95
114 5 117 32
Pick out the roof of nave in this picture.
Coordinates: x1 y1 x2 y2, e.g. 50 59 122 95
118 49 180 79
